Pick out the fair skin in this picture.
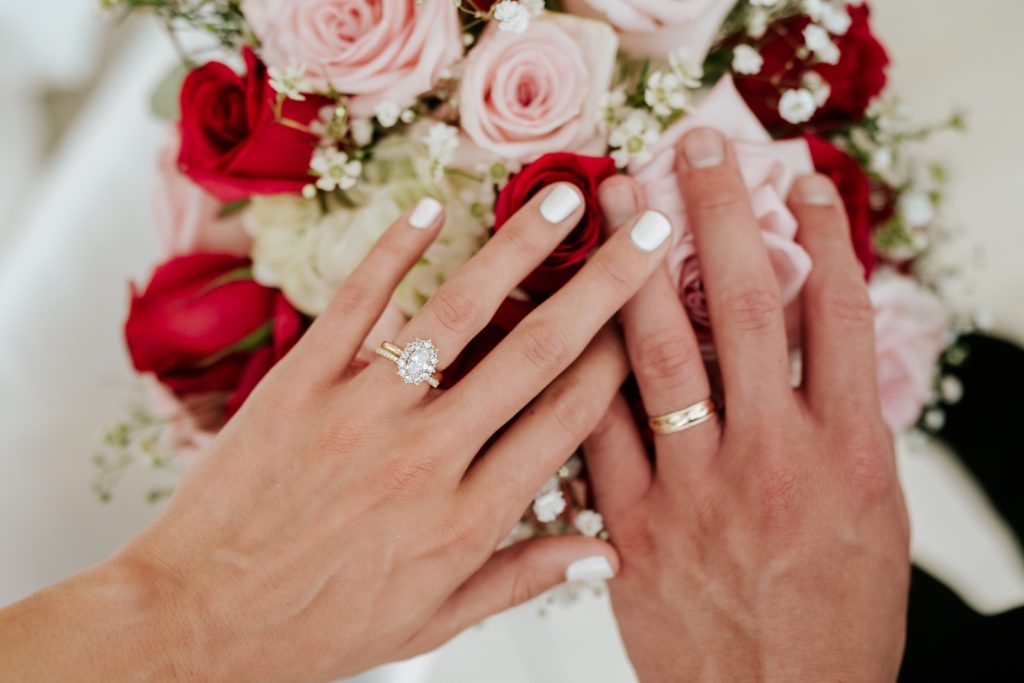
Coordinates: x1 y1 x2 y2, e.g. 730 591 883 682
0 128 909 682
588 129 910 682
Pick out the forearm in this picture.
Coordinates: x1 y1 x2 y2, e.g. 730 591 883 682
0 559 204 682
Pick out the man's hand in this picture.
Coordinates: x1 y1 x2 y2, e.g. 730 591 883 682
589 128 910 682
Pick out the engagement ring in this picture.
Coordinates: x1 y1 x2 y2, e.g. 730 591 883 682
376 339 442 389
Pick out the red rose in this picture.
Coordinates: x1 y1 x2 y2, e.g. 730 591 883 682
494 153 617 297
805 135 876 278
125 253 303 416
734 4 889 132
177 48 330 203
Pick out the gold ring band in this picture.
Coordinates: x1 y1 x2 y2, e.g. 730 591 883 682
375 339 442 389
648 398 718 435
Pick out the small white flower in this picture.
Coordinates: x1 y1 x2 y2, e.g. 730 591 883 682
423 122 460 179
732 45 764 75
748 0 779 6
803 0 826 20
350 118 374 147
310 105 348 144
374 101 401 128
804 24 840 65
923 408 946 432
870 146 894 174
521 0 544 14
493 0 532 33
310 147 363 192
574 510 605 537
940 375 964 404
533 489 567 523
668 47 704 89
747 9 769 39
400 109 417 124
608 109 662 168
899 192 935 227
821 5 852 35
778 89 817 124
598 89 627 130
268 63 311 101
802 71 832 106
645 71 689 118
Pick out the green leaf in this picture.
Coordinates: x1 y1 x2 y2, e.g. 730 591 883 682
150 63 188 122
196 321 274 368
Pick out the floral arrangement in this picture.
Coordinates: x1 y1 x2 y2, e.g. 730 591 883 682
95 0 969 540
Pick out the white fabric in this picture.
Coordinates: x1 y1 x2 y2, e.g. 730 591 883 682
0 3 1023 683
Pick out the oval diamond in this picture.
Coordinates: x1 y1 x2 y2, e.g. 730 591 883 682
397 339 439 386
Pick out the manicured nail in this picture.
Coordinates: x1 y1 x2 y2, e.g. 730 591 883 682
797 175 837 206
630 211 672 253
409 197 443 229
540 184 583 224
565 556 615 583
601 181 639 228
681 128 726 169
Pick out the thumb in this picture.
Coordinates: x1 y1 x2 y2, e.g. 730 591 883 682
405 537 618 654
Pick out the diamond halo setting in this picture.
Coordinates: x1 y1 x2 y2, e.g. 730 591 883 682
396 339 440 386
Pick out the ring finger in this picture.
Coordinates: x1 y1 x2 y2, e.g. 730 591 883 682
599 177 718 470
365 183 586 405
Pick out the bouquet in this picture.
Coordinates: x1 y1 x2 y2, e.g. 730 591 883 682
95 0 970 542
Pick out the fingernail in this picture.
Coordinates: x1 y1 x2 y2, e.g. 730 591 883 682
681 128 725 169
540 184 583 224
797 175 837 206
565 556 615 583
601 181 639 228
409 197 443 229
630 211 672 253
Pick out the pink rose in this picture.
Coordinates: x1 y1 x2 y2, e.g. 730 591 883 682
154 135 251 257
562 0 733 64
869 270 948 432
459 13 617 162
242 0 463 117
631 76 814 351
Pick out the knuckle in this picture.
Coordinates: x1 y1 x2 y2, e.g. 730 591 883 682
331 281 379 318
508 557 544 607
592 251 634 289
692 186 747 214
719 286 782 333
519 321 571 373
500 221 542 260
549 381 596 441
818 287 876 330
428 282 483 335
635 329 699 384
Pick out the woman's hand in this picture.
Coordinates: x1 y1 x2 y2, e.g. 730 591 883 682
0 184 672 683
588 129 910 682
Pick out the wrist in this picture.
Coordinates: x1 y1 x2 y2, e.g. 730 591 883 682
96 553 213 682
0 553 220 682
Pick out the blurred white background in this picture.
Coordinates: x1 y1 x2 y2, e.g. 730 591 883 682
1 2 1022 682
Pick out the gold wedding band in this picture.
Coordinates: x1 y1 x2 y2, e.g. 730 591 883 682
649 398 718 435
376 339 442 389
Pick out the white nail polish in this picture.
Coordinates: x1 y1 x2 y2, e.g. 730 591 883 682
409 197 443 229
540 184 583 224
630 211 672 253
565 556 615 583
